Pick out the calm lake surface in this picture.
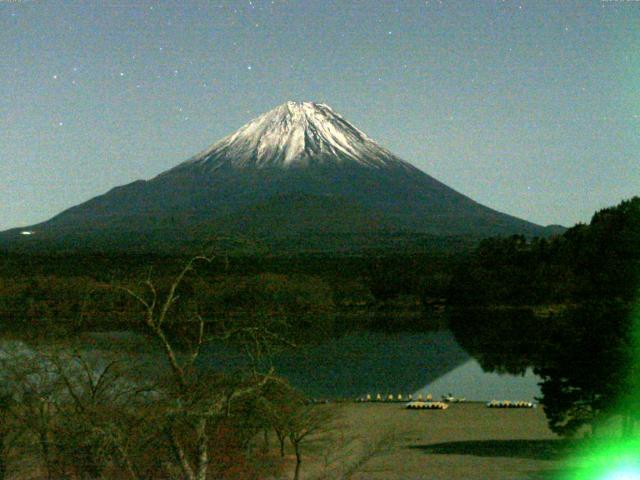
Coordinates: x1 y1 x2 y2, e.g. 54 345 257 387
257 330 541 400
13 328 541 401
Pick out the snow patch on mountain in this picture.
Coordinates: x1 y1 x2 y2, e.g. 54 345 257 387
176 101 415 171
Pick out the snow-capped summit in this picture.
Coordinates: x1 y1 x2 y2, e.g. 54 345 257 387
176 101 414 171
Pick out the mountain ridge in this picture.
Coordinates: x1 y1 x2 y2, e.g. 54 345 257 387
0 101 562 253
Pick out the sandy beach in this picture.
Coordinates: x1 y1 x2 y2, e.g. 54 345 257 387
280 402 572 480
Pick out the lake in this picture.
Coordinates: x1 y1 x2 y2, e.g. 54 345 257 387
195 329 540 400
7 328 542 401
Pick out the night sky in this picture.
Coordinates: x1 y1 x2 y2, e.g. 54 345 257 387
2 0 638 231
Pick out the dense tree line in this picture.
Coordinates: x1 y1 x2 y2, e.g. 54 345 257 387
449 197 640 436
0 250 460 336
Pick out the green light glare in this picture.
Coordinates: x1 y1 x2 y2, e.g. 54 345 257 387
557 301 640 480
602 466 640 480
559 438 640 480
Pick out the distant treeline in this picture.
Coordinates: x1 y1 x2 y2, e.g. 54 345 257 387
448 198 639 306
0 248 463 336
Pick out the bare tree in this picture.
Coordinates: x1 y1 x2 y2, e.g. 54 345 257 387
48 350 155 480
334 430 397 480
0 391 14 480
286 403 336 480
0 344 61 479
0 247 305 479
120 254 290 480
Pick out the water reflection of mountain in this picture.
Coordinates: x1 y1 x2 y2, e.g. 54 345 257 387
83 330 516 399
199 329 542 399
9 328 541 400
223 330 469 399
90 330 466 399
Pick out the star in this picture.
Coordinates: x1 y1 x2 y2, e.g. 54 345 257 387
119 72 125 77
247 65 253 70
52 74 58 80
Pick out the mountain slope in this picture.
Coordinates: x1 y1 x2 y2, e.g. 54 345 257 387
0 101 557 252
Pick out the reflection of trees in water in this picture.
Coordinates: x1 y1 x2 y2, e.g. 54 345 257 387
449 302 638 436
448 307 542 375
536 301 635 436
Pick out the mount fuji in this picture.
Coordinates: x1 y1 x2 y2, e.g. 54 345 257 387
1 101 559 252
